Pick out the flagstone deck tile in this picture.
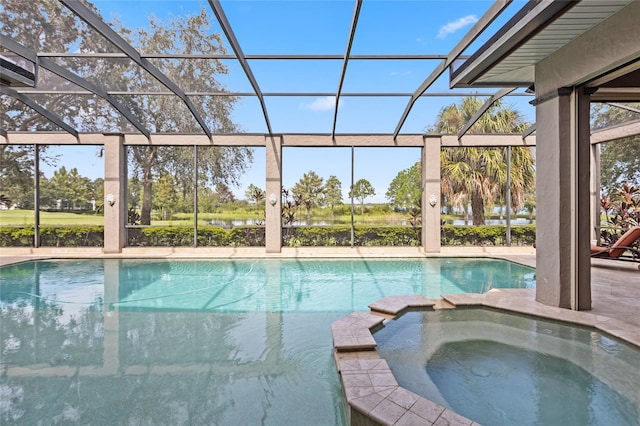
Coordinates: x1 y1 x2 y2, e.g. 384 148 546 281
368 295 435 315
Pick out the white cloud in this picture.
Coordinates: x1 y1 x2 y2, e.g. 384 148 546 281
301 96 342 112
437 15 478 39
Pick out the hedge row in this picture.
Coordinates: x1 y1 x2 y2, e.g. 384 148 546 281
441 224 536 246
0 226 104 247
282 226 421 247
0 225 536 247
127 226 265 247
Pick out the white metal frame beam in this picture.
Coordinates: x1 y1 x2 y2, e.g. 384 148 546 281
14 88 534 98
522 124 536 139
605 102 640 115
1 132 537 148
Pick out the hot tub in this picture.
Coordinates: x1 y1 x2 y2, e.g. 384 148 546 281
374 308 640 426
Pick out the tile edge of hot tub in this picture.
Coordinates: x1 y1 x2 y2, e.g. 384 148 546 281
331 292 640 426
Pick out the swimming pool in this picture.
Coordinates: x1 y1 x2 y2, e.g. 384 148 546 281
0 258 534 425
374 308 640 426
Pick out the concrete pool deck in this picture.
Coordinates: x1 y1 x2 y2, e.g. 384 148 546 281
1 246 638 425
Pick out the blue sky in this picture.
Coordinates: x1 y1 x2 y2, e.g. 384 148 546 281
42 0 534 203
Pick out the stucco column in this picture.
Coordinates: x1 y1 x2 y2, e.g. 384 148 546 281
103 135 126 253
265 135 282 253
534 87 591 310
422 138 441 253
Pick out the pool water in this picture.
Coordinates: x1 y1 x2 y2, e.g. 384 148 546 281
374 309 640 426
0 258 534 425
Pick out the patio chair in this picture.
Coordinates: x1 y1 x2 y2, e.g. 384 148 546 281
591 225 640 270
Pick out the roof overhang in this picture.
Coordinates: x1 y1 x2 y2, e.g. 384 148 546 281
450 0 634 88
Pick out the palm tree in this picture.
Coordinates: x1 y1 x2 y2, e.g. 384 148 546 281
431 97 535 225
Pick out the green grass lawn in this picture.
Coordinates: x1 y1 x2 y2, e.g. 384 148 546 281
0 209 105 226
1 208 535 228
0 209 410 227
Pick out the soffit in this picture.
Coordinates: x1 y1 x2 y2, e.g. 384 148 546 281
450 0 634 87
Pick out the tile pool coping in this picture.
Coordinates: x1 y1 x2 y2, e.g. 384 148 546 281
331 290 640 426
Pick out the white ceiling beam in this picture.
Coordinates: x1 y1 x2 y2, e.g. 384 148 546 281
451 0 578 87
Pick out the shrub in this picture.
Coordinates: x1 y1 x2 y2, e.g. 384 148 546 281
0 226 104 247
0 224 536 248
132 226 229 247
228 227 265 247
0 227 34 246
282 226 421 247
441 225 535 246
126 226 264 247
600 183 639 246
198 227 232 246
40 226 104 247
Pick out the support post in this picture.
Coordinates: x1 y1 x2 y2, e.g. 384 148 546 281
34 145 40 248
350 146 355 248
103 135 126 253
265 135 282 253
506 146 512 246
193 145 198 247
534 87 591 310
423 138 441 253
